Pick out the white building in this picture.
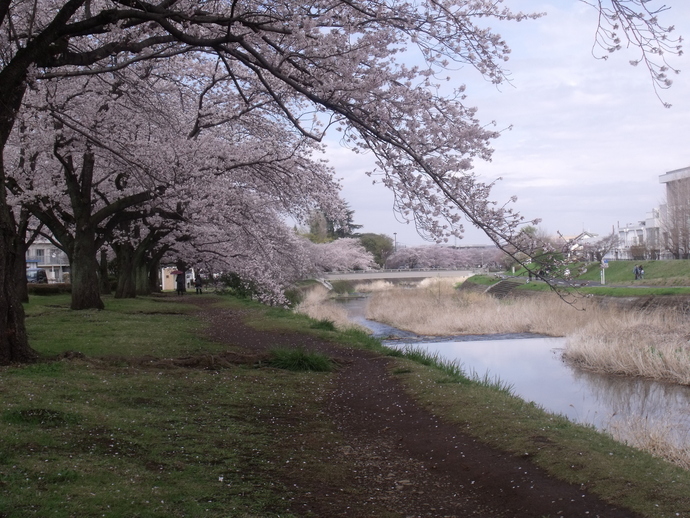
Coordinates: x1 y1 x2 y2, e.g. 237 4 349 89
160 267 195 291
610 165 690 260
613 208 665 260
25 237 70 283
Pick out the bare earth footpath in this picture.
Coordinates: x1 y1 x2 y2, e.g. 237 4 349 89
198 300 642 518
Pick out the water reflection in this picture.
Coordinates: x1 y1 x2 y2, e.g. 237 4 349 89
340 297 690 449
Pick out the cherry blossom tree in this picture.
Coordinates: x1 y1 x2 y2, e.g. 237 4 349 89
8 57 344 309
8 73 174 310
582 232 620 262
0 0 682 363
387 245 502 270
304 238 377 274
586 0 683 105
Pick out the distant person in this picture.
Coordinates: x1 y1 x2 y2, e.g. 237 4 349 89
194 277 203 294
640 267 645 280
176 273 185 295
633 265 640 280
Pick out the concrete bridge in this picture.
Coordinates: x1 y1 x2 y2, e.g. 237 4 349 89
320 268 479 281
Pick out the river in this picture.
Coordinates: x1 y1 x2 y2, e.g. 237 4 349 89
341 297 690 450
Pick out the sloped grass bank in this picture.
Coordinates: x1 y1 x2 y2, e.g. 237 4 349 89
576 259 690 286
506 259 690 292
2 294 689 517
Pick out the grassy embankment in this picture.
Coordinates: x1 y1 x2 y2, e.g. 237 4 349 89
2 293 690 517
515 258 690 295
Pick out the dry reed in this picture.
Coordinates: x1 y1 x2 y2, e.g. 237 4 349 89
607 416 690 470
564 308 690 385
367 281 690 384
365 280 595 336
294 285 368 332
353 280 395 292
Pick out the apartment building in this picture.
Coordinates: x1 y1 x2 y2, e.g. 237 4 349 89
25 237 70 283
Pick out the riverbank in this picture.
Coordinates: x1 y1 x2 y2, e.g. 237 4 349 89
297 279 690 469
5 293 690 516
357 278 690 386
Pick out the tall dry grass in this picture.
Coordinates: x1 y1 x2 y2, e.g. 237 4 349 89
366 279 690 385
353 280 396 292
564 308 690 385
365 279 595 336
294 285 368 332
608 416 690 470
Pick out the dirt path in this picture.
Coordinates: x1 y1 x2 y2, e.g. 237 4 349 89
198 301 642 517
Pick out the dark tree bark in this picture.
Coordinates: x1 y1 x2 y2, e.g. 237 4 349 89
99 249 111 295
134 262 150 296
70 230 104 309
0 50 37 363
62 152 104 310
114 242 136 299
14 214 29 303
148 246 169 294
0 159 36 363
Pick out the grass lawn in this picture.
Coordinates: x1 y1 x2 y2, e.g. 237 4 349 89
3 294 344 517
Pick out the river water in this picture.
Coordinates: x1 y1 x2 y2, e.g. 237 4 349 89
341 297 690 449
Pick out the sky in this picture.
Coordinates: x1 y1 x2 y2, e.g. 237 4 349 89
325 0 690 248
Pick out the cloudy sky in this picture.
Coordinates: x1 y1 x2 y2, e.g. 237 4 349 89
327 0 690 248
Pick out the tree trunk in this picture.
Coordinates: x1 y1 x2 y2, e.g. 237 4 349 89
135 263 150 296
133 241 151 296
148 257 161 293
14 233 29 304
70 230 104 310
0 163 37 364
0 68 37 363
99 249 111 295
114 242 136 299
147 245 169 294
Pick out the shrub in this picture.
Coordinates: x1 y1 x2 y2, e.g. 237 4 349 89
27 283 71 295
217 272 257 299
267 348 334 372
309 318 336 331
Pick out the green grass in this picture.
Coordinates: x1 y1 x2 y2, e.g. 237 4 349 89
495 260 690 297
507 259 690 286
462 274 499 286
0 362 332 517
24 294 216 358
3 294 349 517
387 345 514 391
576 259 690 285
309 318 337 331
267 347 334 371
4 292 690 517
